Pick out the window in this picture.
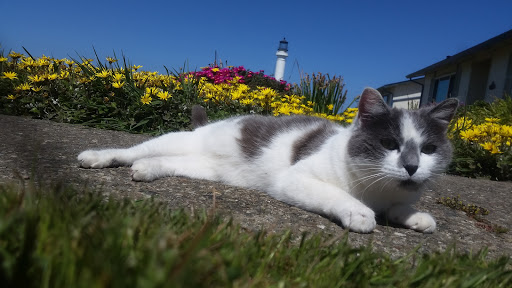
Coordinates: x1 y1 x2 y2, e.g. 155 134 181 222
433 74 455 102
504 52 512 95
381 94 392 106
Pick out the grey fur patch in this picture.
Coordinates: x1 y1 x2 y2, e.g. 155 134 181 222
348 108 404 161
238 115 335 159
291 123 337 164
191 105 208 128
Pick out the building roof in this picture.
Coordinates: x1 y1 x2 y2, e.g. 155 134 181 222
376 77 425 91
406 29 512 78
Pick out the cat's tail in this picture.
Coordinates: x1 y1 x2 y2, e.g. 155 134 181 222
191 105 208 128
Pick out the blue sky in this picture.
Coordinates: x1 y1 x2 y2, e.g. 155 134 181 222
2 0 512 102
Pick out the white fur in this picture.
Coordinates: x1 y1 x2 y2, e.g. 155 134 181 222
401 114 423 144
78 115 437 234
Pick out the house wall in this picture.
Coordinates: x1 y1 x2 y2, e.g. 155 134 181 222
392 81 421 109
420 45 512 106
457 62 472 104
421 75 433 105
486 48 511 101
392 93 421 109
380 81 423 109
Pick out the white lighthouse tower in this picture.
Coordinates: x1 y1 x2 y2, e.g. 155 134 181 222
274 38 288 81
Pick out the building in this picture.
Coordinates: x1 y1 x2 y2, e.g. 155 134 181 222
407 29 512 105
377 78 424 109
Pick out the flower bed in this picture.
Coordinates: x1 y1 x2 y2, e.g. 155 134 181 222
0 51 354 134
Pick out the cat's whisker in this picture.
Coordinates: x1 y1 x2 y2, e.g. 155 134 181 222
379 177 395 193
348 167 383 174
358 174 390 202
349 175 387 189
349 173 387 190
423 178 441 190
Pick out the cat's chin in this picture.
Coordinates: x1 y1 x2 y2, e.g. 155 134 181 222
398 179 423 188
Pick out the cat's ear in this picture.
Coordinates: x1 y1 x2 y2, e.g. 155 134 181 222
428 98 459 125
356 88 389 125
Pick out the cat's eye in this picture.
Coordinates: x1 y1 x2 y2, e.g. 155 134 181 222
421 144 437 154
380 138 399 151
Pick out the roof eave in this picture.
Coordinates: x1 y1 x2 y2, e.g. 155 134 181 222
406 29 512 78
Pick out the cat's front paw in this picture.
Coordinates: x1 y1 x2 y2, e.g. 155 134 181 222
387 205 436 233
339 205 376 233
78 150 112 169
131 159 159 182
404 212 436 233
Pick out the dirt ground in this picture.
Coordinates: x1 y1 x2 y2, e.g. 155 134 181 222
0 114 511 259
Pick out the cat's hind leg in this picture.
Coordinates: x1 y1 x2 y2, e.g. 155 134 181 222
78 149 132 168
131 156 217 182
78 131 202 169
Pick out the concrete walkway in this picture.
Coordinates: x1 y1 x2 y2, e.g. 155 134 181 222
1 114 511 259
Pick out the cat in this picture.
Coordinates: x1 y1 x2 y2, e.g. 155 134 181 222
78 88 458 233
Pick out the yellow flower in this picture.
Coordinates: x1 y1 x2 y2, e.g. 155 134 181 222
8 51 23 59
0 57 7 62
106 57 118 64
345 118 354 124
60 71 70 79
95 70 110 78
112 73 125 82
479 142 494 151
157 91 171 100
277 105 292 115
35 58 50 66
500 125 512 137
2 71 18 80
291 108 305 115
240 99 254 105
79 77 91 84
28 74 45 83
327 104 334 111
459 129 480 141
82 58 94 65
6 94 17 100
145 87 158 95
47 73 58 81
15 83 32 91
112 81 125 88
485 117 500 123
132 65 142 71
21 57 35 67
231 89 244 100
141 94 152 105
490 146 502 154
32 86 43 92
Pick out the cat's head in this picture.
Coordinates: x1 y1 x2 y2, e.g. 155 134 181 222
347 88 458 187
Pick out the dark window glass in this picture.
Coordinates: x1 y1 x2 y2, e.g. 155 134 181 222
433 75 455 102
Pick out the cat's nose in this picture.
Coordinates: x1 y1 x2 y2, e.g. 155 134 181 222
404 164 418 176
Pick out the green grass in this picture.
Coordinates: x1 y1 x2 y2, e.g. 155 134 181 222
0 182 511 287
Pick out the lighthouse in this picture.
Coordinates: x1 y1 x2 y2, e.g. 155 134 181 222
274 38 288 81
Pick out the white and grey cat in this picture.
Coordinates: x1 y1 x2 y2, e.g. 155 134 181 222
78 88 458 233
